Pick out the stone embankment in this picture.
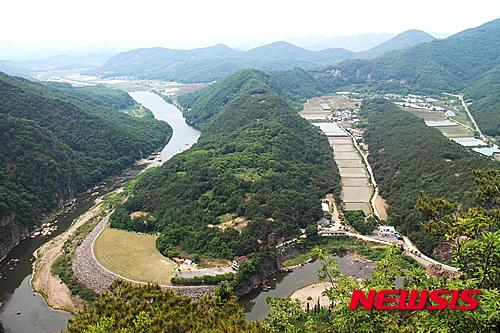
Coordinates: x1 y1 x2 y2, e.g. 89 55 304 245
72 214 215 299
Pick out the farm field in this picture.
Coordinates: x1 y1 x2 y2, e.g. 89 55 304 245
403 108 446 121
334 151 359 160
120 105 150 117
316 95 361 109
345 202 371 214
300 95 361 120
336 159 364 167
94 228 175 285
343 186 372 202
328 137 352 145
401 106 474 138
438 126 474 138
343 178 369 186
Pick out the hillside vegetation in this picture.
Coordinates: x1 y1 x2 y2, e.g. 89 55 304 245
465 65 500 136
109 69 341 276
0 72 171 244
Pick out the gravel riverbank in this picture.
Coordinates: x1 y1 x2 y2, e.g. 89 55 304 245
73 213 215 299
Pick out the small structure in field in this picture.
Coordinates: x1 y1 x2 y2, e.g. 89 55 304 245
318 230 346 236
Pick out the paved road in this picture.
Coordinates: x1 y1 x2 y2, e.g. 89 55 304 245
341 231 458 272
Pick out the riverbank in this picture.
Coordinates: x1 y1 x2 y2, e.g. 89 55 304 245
31 199 104 313
290 282 331 310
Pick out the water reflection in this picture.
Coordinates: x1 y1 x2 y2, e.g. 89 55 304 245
0 275 73 333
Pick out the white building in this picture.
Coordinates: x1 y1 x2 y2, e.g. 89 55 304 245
378 225 395 238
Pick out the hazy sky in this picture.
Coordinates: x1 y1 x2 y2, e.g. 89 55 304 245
2 0 500 46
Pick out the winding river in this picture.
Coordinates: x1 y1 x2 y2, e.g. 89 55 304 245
0 91 200 333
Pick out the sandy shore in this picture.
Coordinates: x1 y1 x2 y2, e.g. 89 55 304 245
31 200 103 313
289 282 332 310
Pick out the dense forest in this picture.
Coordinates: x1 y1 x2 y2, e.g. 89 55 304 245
0 72 171 245
109 69 341 282
359 99 497 256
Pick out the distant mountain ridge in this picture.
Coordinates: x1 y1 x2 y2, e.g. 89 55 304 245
333 18 500 92
86 29 435 83
286 32 396 52
356 29 435 59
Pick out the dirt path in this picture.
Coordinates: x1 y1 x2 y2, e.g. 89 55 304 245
31 200 103 313
374 195 388 220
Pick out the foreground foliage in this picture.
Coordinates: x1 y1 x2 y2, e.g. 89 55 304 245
67 281 263 333
264 169 500 332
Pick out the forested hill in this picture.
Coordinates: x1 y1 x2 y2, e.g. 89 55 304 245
465 64 500 136
109 69 341 282
0 72 171 259
359 99 497 257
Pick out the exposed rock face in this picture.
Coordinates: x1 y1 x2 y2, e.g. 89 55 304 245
433 241 456 262
276 242 300 262
0 213 30 262
234 256 279 298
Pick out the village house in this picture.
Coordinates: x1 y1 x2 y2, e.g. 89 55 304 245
232 256 248 270
172 257 184 264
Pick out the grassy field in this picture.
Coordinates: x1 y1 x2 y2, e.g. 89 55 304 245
403 107 446 121
94 228 176 285
120 105 150 117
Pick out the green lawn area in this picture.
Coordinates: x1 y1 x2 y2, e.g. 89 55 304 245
94 228 176 285
281 236 388 267
120 105 150 117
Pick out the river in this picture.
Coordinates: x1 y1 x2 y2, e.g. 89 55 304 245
239 254 376 321
0 91 200 333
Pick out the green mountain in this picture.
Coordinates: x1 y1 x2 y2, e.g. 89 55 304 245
289 32 395 52
0 72 171 260
109 69 341 279
356 29 435 59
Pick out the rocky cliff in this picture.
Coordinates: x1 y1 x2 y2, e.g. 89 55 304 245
234 256 280 298
0 213 29 262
